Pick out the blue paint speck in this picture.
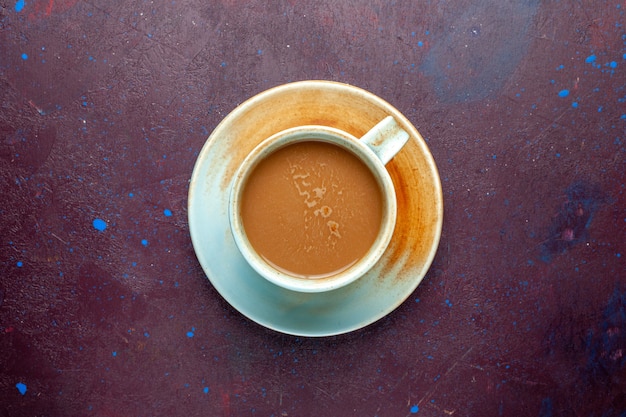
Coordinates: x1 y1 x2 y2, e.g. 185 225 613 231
163 209 172 217
186 331 194 338
16 261 23 267
609 61 618 68
417 41 424 47
410 404 419 413
144 331 150 337
558 89 569 98
16 382 27 395
93 218 107 231
585 54 597 64
572 102 578 108
15 0 25 12
203 386 209 394
112 351 117 357
141 239 148 246
21 53 28 60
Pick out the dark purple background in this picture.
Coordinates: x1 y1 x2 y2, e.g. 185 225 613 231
1 1 625 416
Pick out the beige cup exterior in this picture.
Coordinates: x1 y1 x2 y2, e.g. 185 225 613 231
229 116 409 293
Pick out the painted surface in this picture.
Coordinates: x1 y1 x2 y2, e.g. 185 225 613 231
1 0 625 416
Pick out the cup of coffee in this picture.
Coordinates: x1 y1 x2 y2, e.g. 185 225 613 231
228 116 409 293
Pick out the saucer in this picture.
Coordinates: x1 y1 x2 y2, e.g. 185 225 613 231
188 81 443 337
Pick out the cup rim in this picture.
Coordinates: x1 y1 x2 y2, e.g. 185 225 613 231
228 125 398 293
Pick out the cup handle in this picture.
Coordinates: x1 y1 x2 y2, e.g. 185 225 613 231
360 116 410 165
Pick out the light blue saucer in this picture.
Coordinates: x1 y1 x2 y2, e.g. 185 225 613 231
188 81 443 336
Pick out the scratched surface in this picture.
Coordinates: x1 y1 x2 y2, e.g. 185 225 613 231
1 0 625 416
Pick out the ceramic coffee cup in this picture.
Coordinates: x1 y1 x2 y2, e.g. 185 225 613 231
229 116 409 293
